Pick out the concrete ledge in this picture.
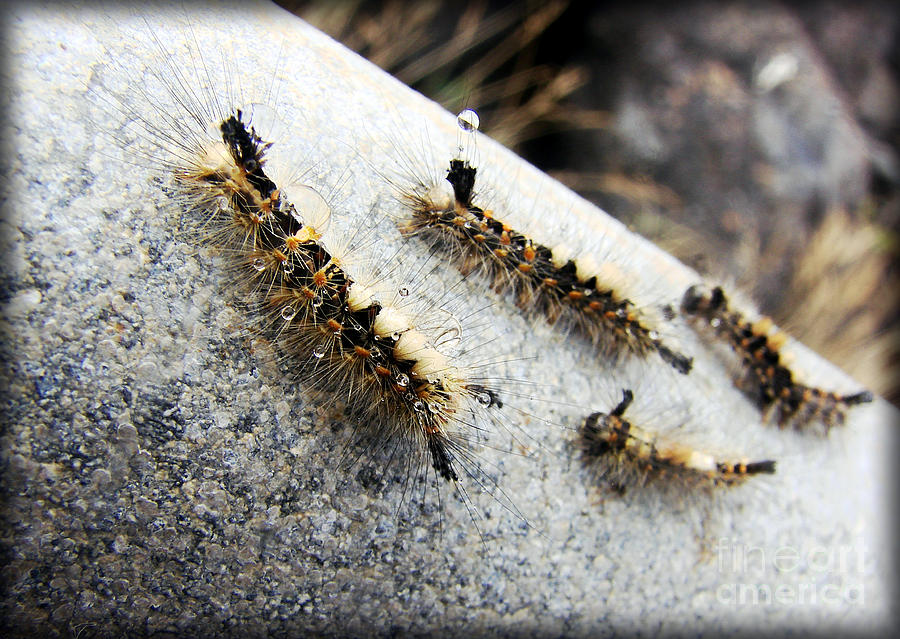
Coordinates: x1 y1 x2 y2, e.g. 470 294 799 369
3 2 894 636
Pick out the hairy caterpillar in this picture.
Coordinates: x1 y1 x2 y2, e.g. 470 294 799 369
581 389 776 492
393 110 694 375
681 284 873 431
182 110 506 482
86 15 537 531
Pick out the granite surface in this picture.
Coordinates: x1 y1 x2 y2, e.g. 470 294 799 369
1 3 894 637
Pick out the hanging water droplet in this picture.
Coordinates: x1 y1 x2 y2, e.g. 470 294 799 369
648 330 659 340
282 261 295 274
412 400 426 412
457 108 480 133
433 318 462 351
395 373 409 388
215 196 230 212
398 287 409 297
477 391 493 406
252 258 266 271
281 305 296 321
312 344 327 359
710 318 721 328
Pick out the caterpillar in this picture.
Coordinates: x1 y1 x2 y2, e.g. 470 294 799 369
87 17 533 528
394 110 694 375
681 284 873 430
186 110 508 482
581 389 777 492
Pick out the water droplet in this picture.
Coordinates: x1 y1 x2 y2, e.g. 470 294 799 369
287 184 332 230
215 196 230 211
648 330 659 340
457 108 480 133
312 344 327 359
391 331 401 341
398 287 409 297
477 391 493 406
282 261 295 274
710 318 721 328
281 305 296 321
395 373 409 388
252 258 266 271
434 322 462 350
412 400 426 412
312 295 324 309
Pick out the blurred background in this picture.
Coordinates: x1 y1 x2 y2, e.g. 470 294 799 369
281 0 899 404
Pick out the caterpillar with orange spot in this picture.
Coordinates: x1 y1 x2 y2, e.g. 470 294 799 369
681 284 872 431
395 110 693 376
581 389 776 492
88 18 534 531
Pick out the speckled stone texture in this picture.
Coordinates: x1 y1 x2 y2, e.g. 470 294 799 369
2 3 894 637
